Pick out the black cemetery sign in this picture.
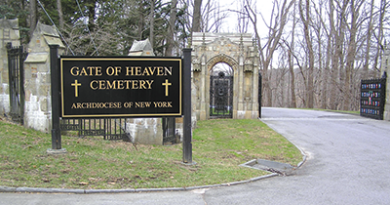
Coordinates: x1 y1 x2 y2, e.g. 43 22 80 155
60 57 182 118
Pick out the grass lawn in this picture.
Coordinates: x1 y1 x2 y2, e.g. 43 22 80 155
0 118 302 189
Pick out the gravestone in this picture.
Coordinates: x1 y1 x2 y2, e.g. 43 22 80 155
23 22 65 132
0 18 21 116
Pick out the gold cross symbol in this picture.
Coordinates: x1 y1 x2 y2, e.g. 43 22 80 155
71 80 81 97
162 79 171 96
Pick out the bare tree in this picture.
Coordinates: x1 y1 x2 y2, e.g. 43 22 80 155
288 1 297 108
30 0 37 37
373 0 389 75
57 0 64 29
298 0 314 108
203 1 230 32
245 0 296 106
149 0 155 47
166 0 178 56
236 0 249 33
311 0 328 109
343 0 364 110
362 0 375 79
192 0 202 34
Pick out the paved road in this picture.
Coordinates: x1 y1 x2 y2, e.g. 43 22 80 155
1 108 390 204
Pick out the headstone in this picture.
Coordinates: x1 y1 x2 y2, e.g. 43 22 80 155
23 22 65 132
0 18 21 116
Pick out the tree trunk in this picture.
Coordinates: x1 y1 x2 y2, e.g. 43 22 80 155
30 0 37 37
166 0 178 56
343 0 362 111
87 0 96 32
299 0 314 108
323 18 332 110
192 0 203 34
149 0 155 48
57 0 64 29
329 0 347 110
328 0 337 110
374 0 387 75
362 0 375 79
288 1 297 108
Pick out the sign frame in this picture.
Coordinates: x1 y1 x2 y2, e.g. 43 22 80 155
60 56 183 118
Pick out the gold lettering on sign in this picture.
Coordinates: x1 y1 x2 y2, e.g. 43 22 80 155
125 66 173 76
70 66 102 76
89 80 154 90
70 102 122 109
153 101 173 108
135 102 152 108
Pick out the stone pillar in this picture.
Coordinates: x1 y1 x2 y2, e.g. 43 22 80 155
23 22 65 132
0 18 21 116
381 49 390 121
199 54 207 120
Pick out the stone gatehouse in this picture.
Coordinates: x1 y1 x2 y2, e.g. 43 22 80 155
191 32 260 120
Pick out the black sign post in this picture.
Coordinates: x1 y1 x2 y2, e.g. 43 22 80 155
49 45 64 153
182 48 193 164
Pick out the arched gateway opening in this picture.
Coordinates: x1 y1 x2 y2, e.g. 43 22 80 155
209 62 234 118
191 32 260 120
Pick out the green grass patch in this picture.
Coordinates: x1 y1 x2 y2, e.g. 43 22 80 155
210 108 231 115
0 118 302 189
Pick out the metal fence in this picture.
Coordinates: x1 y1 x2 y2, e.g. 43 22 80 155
60 118 130 141
6 43 27 124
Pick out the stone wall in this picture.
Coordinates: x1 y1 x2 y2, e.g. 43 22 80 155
0 18 21 116
381 49 390 121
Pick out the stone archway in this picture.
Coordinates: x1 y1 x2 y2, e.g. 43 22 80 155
191 33 260 120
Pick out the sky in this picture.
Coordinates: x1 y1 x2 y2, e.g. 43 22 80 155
215 0 274 34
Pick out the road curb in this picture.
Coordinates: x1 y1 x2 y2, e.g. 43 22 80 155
260 118 308 169
0 173 279 194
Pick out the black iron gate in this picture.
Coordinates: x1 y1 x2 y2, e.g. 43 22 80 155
60 118 130 141
360 73 387 120
210 72 233 118
6 43 27 123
